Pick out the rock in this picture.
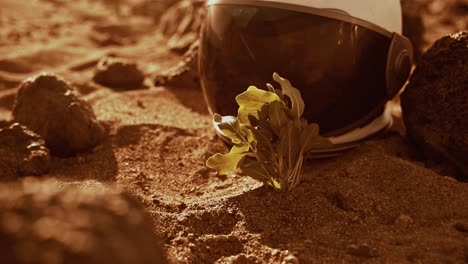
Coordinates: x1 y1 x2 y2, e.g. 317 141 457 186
159 0 205 53
454 222 468 233
0 123 50 177
153 40 199 88
346 243 377 258
0 178 167 264
394 214 414 227
12 73 106 157
401 31 468 179
282 255 300 264
93 57 145 89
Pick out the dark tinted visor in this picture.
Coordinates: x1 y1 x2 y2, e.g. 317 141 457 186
200 4 393 135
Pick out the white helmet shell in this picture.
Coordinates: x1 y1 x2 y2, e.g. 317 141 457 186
207 0 403 34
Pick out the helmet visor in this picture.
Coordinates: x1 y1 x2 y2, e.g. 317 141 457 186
200 4 393 135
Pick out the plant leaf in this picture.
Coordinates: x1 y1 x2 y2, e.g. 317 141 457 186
231 144 250 154
304 136 334 152
239 158 271 182
241 124 256 145
273 72 305 118
236 86 280 124
278 122 301 175
300 123 333 152
207 72 332 192
214 114 249 145
206 152 246 175
266 83 275 93
268 101 288 137
240 158 281 191
251 128 276 164
299 123 318 150
254 104 274 141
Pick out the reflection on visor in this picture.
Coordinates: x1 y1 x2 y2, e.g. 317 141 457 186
200 4 392 135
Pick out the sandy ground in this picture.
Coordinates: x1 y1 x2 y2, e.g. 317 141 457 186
0 0 467 263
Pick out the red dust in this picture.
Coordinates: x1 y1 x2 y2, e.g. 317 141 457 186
0 0 467 263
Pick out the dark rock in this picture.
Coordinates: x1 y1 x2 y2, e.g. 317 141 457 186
93 57 145 89
12 73 106 157
454 222 468 233
401 31 468 179
159 0 205 53
153 40 199 88
0 178 167 264
346 243 377 258
0 123 50 177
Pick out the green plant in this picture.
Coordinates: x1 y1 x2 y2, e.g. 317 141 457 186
206 73 332 192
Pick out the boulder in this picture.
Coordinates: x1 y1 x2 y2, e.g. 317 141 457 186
0 123 50 177
401 31 468 179
159 0 205 53
0 178 167 264
93 57 145 89
12 73 105 157
153 40 199 88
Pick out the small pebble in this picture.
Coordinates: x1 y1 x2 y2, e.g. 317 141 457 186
394 214 414 227
177 216 187 223
346 243 376 258
227 207 236 215
281 255 299 264
188 243 196 250
454 222 468 233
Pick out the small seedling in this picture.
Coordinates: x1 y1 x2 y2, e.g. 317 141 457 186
206 73 332 192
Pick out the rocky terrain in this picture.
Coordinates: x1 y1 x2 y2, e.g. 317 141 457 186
0 0 466 263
